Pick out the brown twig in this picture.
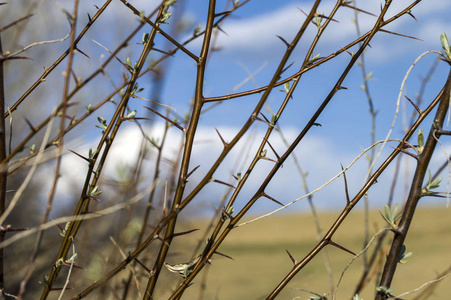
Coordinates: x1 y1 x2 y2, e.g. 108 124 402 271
0 30 7 295
376 67 451 300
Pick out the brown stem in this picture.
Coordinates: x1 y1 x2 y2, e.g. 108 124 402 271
354 33 440 299
17 2 80 298
40 4 164 299
141 1 216 298
0 32 7 295
376 68 451 299
121 119 170 300
266 84 444 300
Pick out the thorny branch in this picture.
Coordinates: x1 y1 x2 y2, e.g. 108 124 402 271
376 68 451 300
2 0 449 299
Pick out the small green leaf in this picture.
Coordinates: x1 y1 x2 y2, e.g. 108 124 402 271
125 57 132 69
193 24 202 36
384 204 392 220
97 117 105 125
430 176 442 190
379 204 400 230
306 53 321 66
422 170 442 195
392 204 399 219
159 10 172 24
222 206 234 221
89 148 96 160
150 137 159 148
139 10 145 22
313 12 323 28
137 32 150 45
164 0 177 6
65 253 78 264
142 33 149 43
417 129 424 153
283 82 289 93
441 32 451 59
96 117 107 130
39 275 49 285
398 245 413 264
131 82 144 95
90 186 102 197
126 109 136 119
30 144 36 155
164 255 201 279
55 258 64 268
309 295 327 300
227 206 234 215
60 222 70 237
280 82 290 94
379 209 390 224
432 119 440 130
376 286 393 295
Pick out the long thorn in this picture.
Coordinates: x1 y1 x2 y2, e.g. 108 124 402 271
277 35 290 48
389 146 418 160
215 128 228 147
144 106 186 133
328 240 356 256
404 95 422 114
186 165 200 180
68 149 90 163
341 164 350 205
265 139 280 160
261 192 284 206
342 3 377 17
379 28 422 41
285 249 297 265
210 178 236 189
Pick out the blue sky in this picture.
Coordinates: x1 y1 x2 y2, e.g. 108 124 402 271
153 0 451 213
3 0 451 216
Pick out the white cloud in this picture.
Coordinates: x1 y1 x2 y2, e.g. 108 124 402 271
41 124 330 209
33 114 451 219
186 0 451 64
417 21 451 46
42 123 394 213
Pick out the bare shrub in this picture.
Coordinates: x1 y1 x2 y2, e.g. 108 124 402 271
0 0 450 299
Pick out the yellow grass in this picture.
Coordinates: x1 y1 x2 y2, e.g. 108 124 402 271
162 206 451 300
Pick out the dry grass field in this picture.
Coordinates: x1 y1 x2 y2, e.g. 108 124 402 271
156 206 451 299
